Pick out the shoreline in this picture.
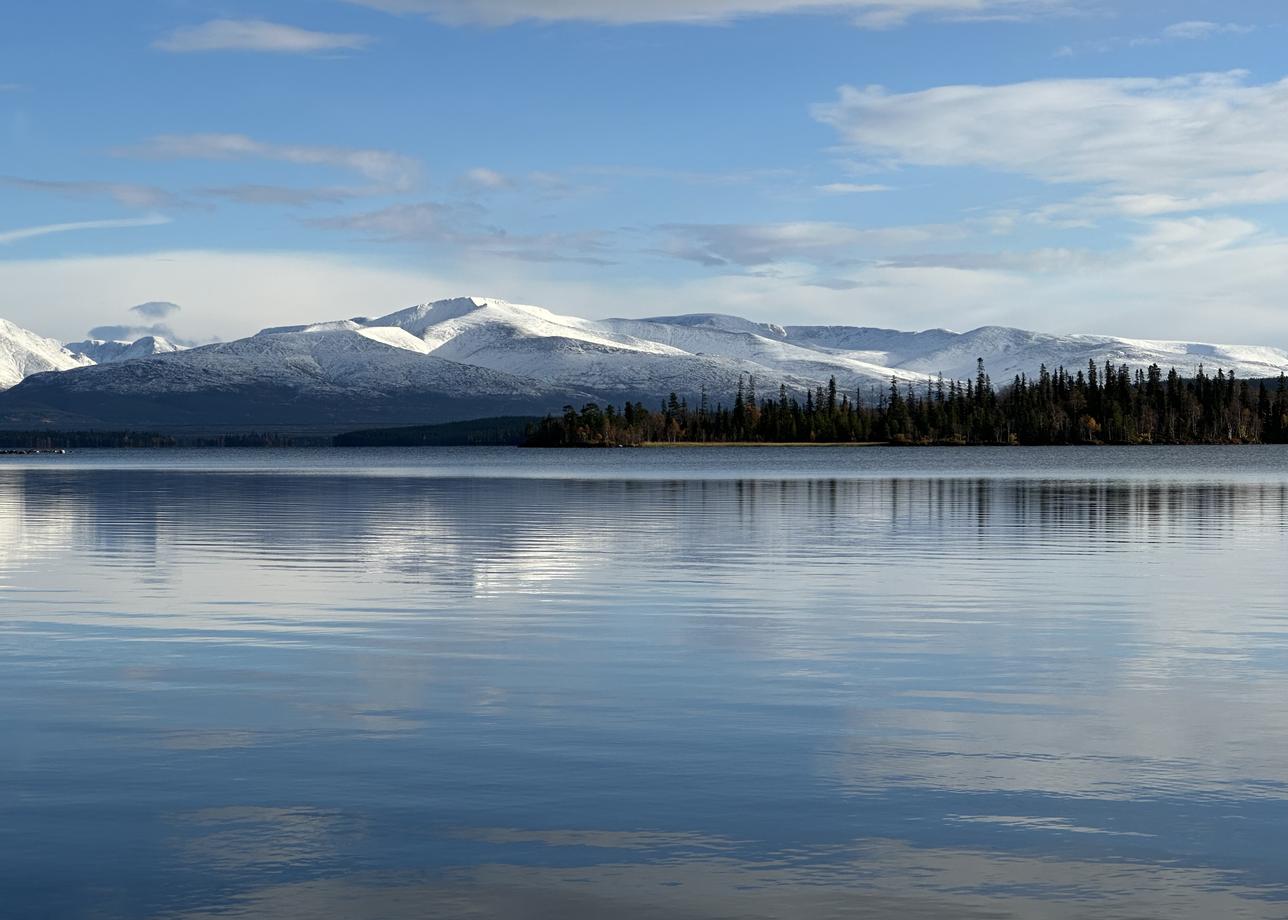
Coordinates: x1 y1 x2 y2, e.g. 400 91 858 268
639 441 889 448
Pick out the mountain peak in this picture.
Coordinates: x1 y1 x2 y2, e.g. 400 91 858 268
1 317 94 389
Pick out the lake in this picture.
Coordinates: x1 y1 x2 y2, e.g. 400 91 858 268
3 446 1288 919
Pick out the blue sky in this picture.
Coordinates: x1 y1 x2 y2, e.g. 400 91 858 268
4 1 1288 345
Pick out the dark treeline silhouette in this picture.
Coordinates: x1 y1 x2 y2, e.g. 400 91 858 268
0 431 322 449
525 361 1288 447
334 416 538 447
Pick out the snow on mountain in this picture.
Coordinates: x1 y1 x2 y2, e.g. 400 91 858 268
0 318 94 390
365 297 926 403
2 296 1286 430
773 324 1288 383
0 320 590 429
360 297 1287 401
65 335 184 365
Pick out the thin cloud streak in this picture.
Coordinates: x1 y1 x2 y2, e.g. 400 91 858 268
816 182 893 194
0 214 172 245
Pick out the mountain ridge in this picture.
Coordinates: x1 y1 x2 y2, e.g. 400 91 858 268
1 298 1286 431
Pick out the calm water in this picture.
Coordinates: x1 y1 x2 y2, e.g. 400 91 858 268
3 446 1288 919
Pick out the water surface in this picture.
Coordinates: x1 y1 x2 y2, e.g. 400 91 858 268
3 447 1288 919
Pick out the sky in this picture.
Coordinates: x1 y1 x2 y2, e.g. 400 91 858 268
3 0 1288 345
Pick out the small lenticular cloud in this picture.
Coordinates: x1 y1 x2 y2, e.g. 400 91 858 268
130 301 181 319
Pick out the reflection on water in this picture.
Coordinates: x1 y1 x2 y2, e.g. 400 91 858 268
2 453 1288 919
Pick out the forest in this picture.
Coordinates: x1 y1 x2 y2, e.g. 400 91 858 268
524 360 1288 447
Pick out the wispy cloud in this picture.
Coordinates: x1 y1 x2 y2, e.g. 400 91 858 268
457 167 591 199
0 214 171 245
1160 20 1253 41
814 72 1288 217
580 164 794 185
1057 19 1253 56
307 201 479 239
1 175 185 210
0 82 25 92
308 200 616 263
197 184 373 207
116 133 421 192
342 0 1072 28
155 19 374 54
462 167 515 190
655 220 964 267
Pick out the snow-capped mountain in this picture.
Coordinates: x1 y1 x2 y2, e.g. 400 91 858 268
768 322 1288 384
66 335 184 365
351 296 923 404
355 296 1288 394
0 318 94 390
1 296 1286 431
0 318 589 429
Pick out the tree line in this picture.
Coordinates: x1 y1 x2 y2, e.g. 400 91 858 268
524 360 1288 447
0 431 325 449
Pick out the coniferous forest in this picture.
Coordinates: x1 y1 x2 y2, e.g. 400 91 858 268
525 360 1288 447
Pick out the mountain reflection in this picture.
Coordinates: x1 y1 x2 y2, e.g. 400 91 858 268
3 471 1285 586
2 463 1287 919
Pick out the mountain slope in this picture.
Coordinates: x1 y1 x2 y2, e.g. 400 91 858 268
0 319 94 390
0 322 589 430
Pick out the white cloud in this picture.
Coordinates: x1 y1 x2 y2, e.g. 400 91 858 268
342 0 1070 28
1129 215 1260 257
117 133 420 192
814 71 1288 216
155 19 374 54
85 321 194 346
816 182 893 194
1161 20 1253 41
0 214 171 245
0 83 25 92
463 167 514 190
